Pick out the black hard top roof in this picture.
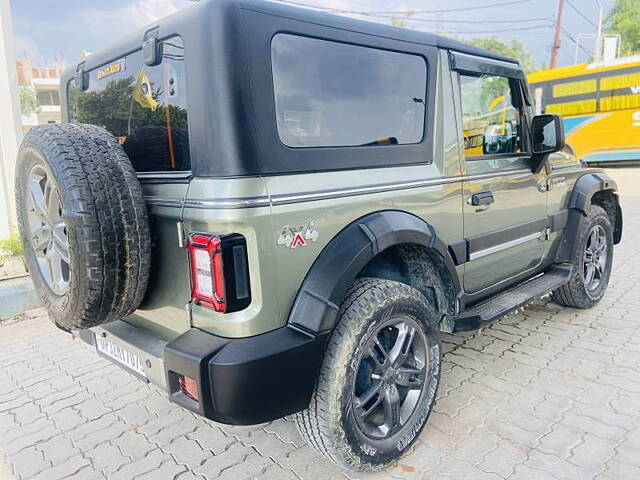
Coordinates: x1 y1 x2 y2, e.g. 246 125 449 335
233 0 518 64
65 0 519 77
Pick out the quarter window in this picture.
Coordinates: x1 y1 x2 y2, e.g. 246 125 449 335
68 36 189 172
271 34 427 148
459 73 523 157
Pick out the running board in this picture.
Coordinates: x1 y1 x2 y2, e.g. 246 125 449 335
447 265 573 333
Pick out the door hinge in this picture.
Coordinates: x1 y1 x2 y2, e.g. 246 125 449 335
544 227 551 241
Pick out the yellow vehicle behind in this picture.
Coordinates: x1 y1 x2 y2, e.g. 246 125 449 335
528 56 640 167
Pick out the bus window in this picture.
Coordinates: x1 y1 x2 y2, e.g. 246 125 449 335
546 99 596 116
600 71 640 91
528 58 640 166
552 79 596 98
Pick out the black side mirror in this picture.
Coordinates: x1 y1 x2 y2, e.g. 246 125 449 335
530 113 565 173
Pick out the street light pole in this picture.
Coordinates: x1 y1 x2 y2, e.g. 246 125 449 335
594 0 603 62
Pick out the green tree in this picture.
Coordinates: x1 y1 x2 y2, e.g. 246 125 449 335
605 0 640 56
468 37 537 73
19 86 37 116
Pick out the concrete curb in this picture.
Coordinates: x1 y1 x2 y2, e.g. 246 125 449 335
0 275 42 319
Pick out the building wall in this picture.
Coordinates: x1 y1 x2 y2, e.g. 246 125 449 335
0 0 22 239
17 59 63 133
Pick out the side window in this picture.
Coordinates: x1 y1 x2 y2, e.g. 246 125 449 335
68 36 189 173
459 73 523 158
271 34 427 148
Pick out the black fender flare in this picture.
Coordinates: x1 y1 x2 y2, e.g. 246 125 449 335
556 172 619 263
287 210 462 335
568 172 617 215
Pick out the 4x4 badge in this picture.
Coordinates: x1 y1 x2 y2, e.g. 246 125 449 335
277 221 319 249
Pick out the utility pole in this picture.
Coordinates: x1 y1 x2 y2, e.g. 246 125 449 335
550 0 565 69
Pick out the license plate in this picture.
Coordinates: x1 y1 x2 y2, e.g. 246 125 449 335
95 335 147 379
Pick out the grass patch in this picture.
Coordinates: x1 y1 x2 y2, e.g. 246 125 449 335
0 233 25 267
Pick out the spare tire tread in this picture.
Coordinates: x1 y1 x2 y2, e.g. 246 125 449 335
82 124 151 318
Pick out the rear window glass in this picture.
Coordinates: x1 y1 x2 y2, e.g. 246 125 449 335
271 34 427 148
68 36 189 172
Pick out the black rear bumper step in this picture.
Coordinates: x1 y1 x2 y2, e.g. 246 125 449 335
450 265 572 333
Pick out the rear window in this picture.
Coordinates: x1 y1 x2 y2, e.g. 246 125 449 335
271 34 427 148
68 36 189 172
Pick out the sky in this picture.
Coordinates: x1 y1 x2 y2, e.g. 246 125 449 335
10 0 615 70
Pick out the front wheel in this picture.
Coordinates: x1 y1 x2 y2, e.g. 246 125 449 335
295 278 441 471
552 205 613 308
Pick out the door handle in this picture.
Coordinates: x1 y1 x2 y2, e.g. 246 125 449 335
471 191 494 206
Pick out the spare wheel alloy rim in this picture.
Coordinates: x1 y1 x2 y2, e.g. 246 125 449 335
26 164 71 296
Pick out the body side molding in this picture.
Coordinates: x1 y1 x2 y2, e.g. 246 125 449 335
287 210 462 335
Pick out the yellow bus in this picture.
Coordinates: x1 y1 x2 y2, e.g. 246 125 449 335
528 56 640 167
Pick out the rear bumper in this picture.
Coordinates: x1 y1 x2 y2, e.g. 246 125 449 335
78 321 328 425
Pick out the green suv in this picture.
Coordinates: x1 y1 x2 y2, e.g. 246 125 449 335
15 0 623 471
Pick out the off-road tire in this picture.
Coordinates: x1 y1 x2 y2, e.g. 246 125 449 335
552 205 613 309
15 123 151 330
295 278 441 471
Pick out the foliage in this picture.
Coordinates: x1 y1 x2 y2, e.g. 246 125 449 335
605 0 640 56
390 17 407 28
19 86 38 117
0 233 24 267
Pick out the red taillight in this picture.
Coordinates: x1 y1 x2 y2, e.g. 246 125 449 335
188 234 226 312
178 375 199 402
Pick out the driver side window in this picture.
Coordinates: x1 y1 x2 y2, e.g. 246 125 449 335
459 73 523 158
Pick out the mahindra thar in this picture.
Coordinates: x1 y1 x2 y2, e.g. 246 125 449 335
15 0 622 470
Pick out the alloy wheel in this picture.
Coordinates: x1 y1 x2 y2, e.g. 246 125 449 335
26 164 70 295
352 316 428 439
583 224 608 293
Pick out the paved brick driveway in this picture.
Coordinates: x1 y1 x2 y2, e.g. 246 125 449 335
1 196 639 480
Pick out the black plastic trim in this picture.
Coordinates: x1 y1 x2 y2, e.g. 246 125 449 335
287 210 462 334
448 240 467 266
556 172 619 263
207 327 330 424
466 217 549 255
449 50 524 79
165 329 230 418
219 234 251 312
614 198 623 244
549 209 569 232
164 326 329 425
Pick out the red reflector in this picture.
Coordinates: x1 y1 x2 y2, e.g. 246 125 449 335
179 375 199 402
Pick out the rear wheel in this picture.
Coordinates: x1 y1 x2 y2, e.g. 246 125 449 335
295 278 441 471
552 205 613 308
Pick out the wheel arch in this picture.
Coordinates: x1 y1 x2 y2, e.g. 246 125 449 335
287 210 462 335
556 172 621 263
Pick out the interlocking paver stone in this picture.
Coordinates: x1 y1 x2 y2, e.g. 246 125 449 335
1 195 639 479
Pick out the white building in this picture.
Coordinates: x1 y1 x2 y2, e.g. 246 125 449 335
16 58 63 133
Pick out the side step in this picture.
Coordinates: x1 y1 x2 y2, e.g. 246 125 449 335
449 265 572 333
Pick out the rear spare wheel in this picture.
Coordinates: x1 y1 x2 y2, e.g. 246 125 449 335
15 123 151 331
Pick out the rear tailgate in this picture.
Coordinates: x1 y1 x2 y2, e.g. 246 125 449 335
66 37 193 340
